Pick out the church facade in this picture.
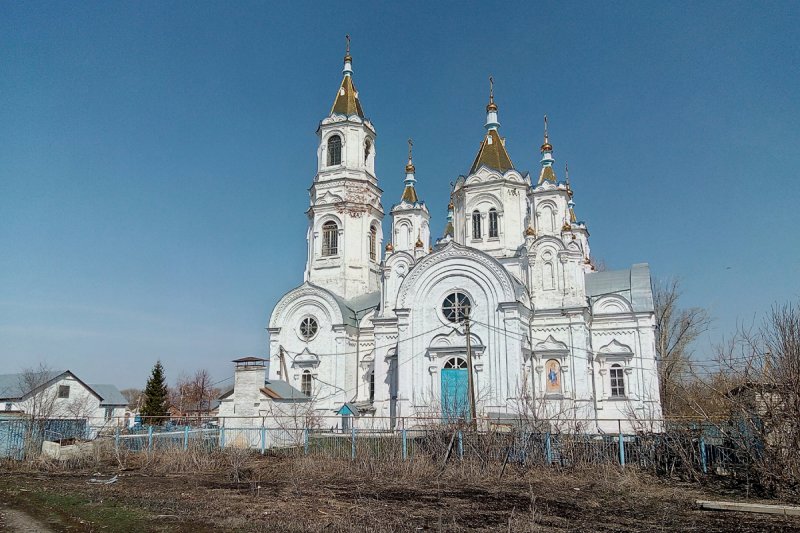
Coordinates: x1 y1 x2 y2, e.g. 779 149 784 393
265 46 662 433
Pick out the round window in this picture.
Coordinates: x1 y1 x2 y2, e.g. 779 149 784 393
442 292 472 323
299 317 318 340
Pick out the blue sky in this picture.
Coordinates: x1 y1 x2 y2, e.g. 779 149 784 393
1 1 798 389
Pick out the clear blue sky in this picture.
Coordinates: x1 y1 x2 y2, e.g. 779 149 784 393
2 1 798 389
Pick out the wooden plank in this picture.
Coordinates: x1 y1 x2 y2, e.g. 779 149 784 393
697 500 800 516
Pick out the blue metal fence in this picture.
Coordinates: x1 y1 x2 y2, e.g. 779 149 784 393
0 417 744 479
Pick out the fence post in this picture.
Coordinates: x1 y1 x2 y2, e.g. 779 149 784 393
261 427 267 455
457 431 464 460
303 428 309 455
402 428 407 461
220 426 225 448
351 426 356 460
115 426 120 451
700 436 708 474
618 433 626 467
545 432 552 464
147 425 153 452
183 425 189 451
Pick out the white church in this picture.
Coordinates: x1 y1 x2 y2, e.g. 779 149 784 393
252 44 662 433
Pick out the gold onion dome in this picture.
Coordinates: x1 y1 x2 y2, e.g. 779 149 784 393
385 242 394 252
448 201 454 210
405 138 415 173
415 237 424 248
486 75 498 111
524 226 536 237
541 114 552 152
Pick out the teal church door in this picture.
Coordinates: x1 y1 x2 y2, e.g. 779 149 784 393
441 357 469 421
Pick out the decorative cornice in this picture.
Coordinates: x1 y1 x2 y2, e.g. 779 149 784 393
397 241 516 307
269 283 345 329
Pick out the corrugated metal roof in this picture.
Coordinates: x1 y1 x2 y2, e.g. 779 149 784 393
0 370 65 400
89 384 127 406
330 290 381 326
262 379 309 401
584 263 653 312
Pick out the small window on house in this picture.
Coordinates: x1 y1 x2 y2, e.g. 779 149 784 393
322 221 338 256
610 364 626 397
58 385 70 399
301 371 313 397
369 225 377 261
327 135 342 166
471 211 482 239
364 139 371 164
369 371 375 403
4 403 12 411
105 407 114 421
488 208 499 238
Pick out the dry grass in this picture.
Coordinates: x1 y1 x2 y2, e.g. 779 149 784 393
3 444 800 531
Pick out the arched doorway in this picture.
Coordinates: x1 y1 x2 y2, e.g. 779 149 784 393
441 357 468 421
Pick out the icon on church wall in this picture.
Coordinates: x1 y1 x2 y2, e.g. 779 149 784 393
545 359 561 394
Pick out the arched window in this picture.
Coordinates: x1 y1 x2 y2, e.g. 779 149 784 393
369 371 375 402
543 261 555 290
322 221 338 256
488 208 499 238
301 371 312 397
443 357 468 369
369 224 377 261
364 139 371 164
610 364 625 397
471 211 482 239
327 135 342 166
540 205 554 232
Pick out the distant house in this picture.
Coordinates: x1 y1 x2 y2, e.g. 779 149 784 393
89 383 128 424
727 381 795 446
0 370 127 427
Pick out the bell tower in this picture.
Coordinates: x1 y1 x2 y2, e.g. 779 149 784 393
305 37 384 299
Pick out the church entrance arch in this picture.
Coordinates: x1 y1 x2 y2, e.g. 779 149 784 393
441 357 469 421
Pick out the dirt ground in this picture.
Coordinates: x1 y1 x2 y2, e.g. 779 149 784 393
1 455 799 532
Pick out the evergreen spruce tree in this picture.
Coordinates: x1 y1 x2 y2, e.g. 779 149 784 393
140 360 169 424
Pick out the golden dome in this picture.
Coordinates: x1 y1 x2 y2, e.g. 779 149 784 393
385 242 394 252
415 237 423 248
584 257 591 264
405 161 415 173
561 222 572 231
486 101 498 112
540 141 553 152
524 226 536 237
448 201 454 210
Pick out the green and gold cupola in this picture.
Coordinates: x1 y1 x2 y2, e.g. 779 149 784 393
538 115 558 184
330 35 365 117
469 77 514 174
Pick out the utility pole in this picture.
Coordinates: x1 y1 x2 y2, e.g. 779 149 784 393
279 346 289 382
464 316 477 430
